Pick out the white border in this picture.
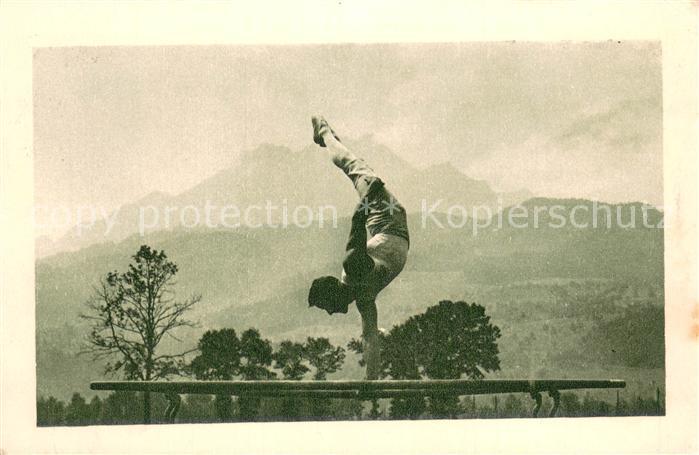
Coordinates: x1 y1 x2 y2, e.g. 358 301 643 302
1 1 697 454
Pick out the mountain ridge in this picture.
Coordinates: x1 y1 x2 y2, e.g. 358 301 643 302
39 138 527 257
35 199 664 400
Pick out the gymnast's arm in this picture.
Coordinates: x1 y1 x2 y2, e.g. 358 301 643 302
356 295 380 380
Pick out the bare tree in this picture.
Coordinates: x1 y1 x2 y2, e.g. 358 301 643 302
81 245 200 423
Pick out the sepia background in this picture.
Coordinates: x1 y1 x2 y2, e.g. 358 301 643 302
34 42 663 242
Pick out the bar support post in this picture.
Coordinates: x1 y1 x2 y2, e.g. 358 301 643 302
164 393 181 423
530 391 542 417
548 390 560 417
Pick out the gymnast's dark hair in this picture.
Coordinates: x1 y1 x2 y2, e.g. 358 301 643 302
308 276 350 314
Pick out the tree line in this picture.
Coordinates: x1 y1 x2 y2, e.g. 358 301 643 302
35 244 661 425
37 389 664 426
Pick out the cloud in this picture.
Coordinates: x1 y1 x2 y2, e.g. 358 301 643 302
33 43 663 239
463 98 663 206
556 97 662 154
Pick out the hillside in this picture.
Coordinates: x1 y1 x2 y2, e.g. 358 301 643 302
36 200 664 400
38 137 527 257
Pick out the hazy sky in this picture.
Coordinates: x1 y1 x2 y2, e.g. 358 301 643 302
34 42 662 237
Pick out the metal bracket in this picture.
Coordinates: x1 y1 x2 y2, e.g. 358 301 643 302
164 393 181 423
548 390 561 417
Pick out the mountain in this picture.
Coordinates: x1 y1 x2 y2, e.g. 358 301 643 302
35 199 664 400
38 137 519 257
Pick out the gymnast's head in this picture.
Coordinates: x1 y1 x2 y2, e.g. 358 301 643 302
308 276 354 315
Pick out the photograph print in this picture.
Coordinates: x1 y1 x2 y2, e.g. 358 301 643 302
33 42 664 425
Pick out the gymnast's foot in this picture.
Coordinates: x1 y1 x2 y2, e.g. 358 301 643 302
312 115 341 147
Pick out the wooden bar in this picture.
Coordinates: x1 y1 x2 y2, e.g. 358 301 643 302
91 379 625 396
90 378 625 421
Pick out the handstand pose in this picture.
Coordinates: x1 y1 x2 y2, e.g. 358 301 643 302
308 116 410 379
